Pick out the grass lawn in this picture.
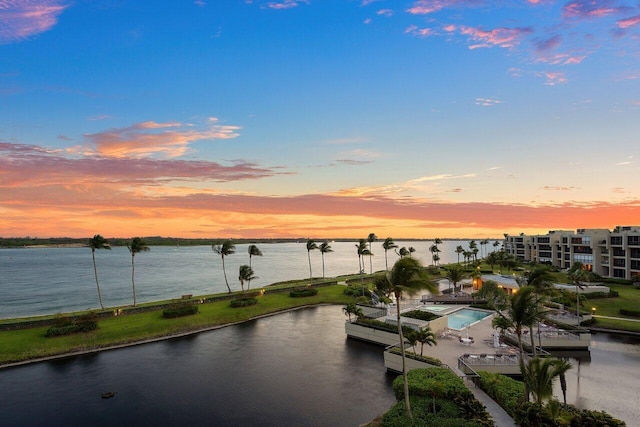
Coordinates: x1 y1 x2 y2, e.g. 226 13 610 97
587 284 640 332
0 284 355 366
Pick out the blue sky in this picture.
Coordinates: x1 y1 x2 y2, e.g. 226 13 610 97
1 0 639 238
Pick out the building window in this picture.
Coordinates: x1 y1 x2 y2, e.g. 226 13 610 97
613 258 626 267
613 269 626 278
628 236 640 246
631 248 640 259
630 260 640 270
613 248 625 257
574 254 593 264
611 236 623 245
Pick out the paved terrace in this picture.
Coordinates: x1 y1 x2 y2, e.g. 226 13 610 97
391 300 518 427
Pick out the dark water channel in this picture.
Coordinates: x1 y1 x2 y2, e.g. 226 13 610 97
0 306 396 427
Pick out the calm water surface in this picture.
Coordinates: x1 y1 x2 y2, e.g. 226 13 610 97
0 306 397 427
0 240 479 318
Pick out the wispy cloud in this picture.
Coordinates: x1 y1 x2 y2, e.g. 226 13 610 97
377 9 393 17
262 0 308 10
407 0 482 15
541 71 568 85
0 0 69 44
541 186 580 191
79 119 240 159
405 25 436 37
562 1 630 20
460 25 533 49
475 97 503 106
617 15 640 28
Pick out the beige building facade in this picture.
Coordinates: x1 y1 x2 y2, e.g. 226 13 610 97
504 226 640 280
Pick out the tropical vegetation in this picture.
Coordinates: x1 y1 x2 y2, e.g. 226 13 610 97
127 237 150 306
88 234 111 309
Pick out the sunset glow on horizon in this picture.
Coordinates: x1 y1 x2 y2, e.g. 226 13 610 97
1 1 639 239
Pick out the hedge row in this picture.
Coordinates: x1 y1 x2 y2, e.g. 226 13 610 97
383 369 493 427
45 313 98 337
354 317 414 336
402 310 441 322
162 304 199 318
619 308 640 318
230 298 257 308
582 291 619 299
289 287 318 298
477 372 625 427
387 347 442 367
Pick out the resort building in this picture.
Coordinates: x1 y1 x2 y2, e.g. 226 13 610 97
504 226 640 280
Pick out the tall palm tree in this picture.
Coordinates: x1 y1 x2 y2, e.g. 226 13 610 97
367 233 377 274
493 240 501 250
213 240 236 293
492 286 544 364
382 237 398 271
408 247 416 258
238 265 257 294
481 239 489 258
318 241 333 278
521 357 572 405
355 239 371 295
127 237 149 306
568 262 590 321
381 257 438 421
486 251 499 272
247 244 263 290
455 245 464 264
445 265 467 294
306 239 318 282
469 240 478 262
88 234 110 309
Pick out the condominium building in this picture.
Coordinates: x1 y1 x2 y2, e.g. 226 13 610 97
504 226 640 280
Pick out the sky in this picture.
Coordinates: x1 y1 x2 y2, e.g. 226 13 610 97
1 0 639 239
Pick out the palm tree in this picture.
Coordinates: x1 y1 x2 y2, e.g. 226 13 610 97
381 257 438 421
382 237 398 271
455 245 464 264
432 238 442 265
127 237 149 306
445 265 467 294
522 357 572 405
486 251 499 272
492 286 544 364
88 234 110 309
306 239 318 282
355 239 371 296
493 240 501 250
396 247 409 258
481 239 489 258
414 327 437 357
238 265 257 294
318 241 333 278
469 240 478 262
568 262 591 321
342 302 363 322
367 233 377 274
408 247 416 258
247 244 263 290
213 240 236 293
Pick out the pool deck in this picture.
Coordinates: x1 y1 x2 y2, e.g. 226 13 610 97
398 300 519 427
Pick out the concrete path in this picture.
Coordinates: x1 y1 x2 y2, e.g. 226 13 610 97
464 379 518 427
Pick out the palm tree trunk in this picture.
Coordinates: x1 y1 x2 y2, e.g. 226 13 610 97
529 326 537 356
308 251 313 282
369 242 373 274
222 256 231 293
131 255 137 306
248 256 252 290
92 251 104 309
396 295 413 421
385 250 388 271
321 253 325 278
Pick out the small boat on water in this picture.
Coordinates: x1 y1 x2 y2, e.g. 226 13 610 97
101 392 116 399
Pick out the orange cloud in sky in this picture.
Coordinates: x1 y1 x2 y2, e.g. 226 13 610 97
81 120 240 159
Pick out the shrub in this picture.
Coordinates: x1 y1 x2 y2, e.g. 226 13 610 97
477 371 524 416
354 317 414 336
402 310 441 322
289 287 318 298
582 291 618 299
388 347 442 366
392 368 473 402
163 303 199 318
230 297 258 308
45 313 98 337
343 286 370 297
619 308 640 318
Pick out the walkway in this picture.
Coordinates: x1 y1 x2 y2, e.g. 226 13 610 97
465 380 518 427
593 314 640 323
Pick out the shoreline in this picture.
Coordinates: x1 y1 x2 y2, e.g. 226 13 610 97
0 303 332 370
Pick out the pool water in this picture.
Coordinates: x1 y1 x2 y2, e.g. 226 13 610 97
448 308 492 330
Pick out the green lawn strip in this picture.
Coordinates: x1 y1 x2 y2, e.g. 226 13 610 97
0 285 353 366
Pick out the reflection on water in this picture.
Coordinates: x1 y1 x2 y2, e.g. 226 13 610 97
0 306 396 427
553 332 640 426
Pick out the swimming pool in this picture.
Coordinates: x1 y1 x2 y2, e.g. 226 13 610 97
447 308 492 330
